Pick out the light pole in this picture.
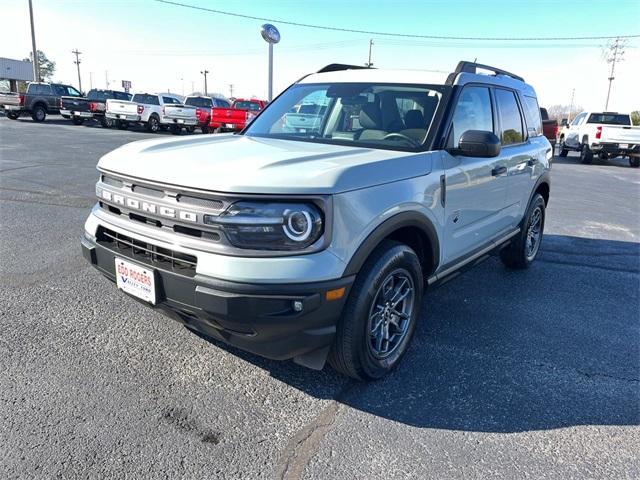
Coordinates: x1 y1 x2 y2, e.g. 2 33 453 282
365 39 374 68
200 69 209 95
260 24 280 101
28 0 39 81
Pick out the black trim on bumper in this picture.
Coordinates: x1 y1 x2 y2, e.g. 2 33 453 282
81 236 353 362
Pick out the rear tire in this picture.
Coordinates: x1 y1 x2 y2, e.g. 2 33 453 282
500 193 545 269
328 240 423 380
580 141 593 164
71 117 85 125
100 117 114 128
630 157 640 168
186 126 195 134
31 105 46 122
146 115 160 133
7 112 19 120
201 121 210 134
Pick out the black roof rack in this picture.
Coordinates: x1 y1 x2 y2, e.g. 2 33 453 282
317 63 372 73
445 61 524 85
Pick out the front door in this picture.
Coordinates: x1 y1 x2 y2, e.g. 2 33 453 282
441 85 510 265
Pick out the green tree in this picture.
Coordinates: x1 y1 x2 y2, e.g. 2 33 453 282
22 50 56 81
631 111 640 126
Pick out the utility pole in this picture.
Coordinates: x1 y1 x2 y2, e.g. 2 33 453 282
89 72 93 90
28 0 40 81
604 37 626 111
567 88 575 123
365 39 374 68
229 84 234 98
105 70 109 89
200 69 209 95
72 49 82 93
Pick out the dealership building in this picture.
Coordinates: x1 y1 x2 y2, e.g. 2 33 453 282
0 57 34 91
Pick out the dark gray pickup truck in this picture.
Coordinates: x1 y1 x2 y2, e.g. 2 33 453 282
61 89 131 127
2 82 82 122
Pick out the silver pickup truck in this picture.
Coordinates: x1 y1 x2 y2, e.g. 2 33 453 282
106 93 198 133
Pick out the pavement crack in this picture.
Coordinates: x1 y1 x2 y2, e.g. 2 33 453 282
275 381 357 480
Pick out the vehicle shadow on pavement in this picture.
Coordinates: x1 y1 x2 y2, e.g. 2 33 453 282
553 154 636 168
198 234 640 433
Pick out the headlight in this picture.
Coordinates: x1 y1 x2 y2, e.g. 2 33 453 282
204 201 323 251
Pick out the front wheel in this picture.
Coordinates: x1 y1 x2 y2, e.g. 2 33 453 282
500 193 545 269
329 240 423 380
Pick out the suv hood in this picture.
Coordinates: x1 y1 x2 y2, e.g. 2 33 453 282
97 134 432 194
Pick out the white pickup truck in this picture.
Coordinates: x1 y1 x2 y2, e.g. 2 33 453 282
106 93 198 134
558 111 640 167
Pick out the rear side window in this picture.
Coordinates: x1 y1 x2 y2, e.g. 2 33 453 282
495 89 524 145
587 113 631 125
522 95 542 136
448 86 493 147
31 84 52 95
133 94 159 105
162 96 180 104
213 99 230 108
234 101 261 111
114 91 131 101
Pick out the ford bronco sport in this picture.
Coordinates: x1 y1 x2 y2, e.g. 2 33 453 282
81 61 552 380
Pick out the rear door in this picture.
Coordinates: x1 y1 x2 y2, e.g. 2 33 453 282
441 85 510 264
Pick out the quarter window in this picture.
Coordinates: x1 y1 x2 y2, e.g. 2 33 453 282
448 86 493 148
522 95 542 136
495 89 524 145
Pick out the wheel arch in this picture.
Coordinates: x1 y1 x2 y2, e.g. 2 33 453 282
32 101 48 112
343 211 440 279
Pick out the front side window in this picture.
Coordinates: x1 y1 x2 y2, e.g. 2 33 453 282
495 89 524 145
448 86 493 148
245 83 444 151
571 113 586 126
522 95 542 136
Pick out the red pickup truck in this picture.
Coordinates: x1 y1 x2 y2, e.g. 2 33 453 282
184 95 231 133
210 98 266 133
540 108 558 151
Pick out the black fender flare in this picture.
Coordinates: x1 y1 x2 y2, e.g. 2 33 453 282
343 211 440 277
529 171 551 207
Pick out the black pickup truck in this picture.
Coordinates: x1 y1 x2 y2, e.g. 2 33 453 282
2 82 82 122
60 89 131 127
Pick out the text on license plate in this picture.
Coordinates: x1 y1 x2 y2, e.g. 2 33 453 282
619 144 628 149
115 257 156 304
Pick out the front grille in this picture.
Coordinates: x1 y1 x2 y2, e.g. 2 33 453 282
96 226 197 277
177 194 224 210
132 185 164 198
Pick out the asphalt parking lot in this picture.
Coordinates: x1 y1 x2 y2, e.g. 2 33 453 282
1 115 639 479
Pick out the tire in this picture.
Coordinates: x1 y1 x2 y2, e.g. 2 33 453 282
146 115 160 133
170 124 181 135
7 112 19 120
201 122 210 134
580 140 593 164
328 240 423 380
630 157 640 168
115 120 129 130
500 194 545 270
31 105 46 122
558 137 568 157
71 117 85 125
100 116 114 128
186 126 195 134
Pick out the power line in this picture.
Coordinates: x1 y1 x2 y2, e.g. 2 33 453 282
153 0 640 41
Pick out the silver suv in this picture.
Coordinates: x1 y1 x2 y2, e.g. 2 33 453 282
81 61 552 380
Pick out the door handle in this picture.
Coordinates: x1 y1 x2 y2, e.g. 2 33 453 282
491 165 507 176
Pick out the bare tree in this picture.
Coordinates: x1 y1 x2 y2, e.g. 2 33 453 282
547 104 584 121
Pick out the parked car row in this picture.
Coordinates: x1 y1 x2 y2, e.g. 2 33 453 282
0 81 267 136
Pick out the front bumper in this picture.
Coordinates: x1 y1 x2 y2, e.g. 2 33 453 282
80 234 353 364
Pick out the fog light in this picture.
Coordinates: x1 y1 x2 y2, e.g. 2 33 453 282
292 300 303 312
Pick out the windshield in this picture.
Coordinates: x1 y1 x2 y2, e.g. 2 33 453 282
234 101 262 111
587 113 631 125
244 83 444 150
185 97 211 108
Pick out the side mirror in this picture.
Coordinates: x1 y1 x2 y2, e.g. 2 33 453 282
561 118 568 126
457 130 501 158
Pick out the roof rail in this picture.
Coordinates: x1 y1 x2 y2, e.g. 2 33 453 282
445 61 524 85
317 63 372 73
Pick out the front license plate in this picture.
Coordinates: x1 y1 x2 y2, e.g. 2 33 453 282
115 257 157 304
619 144 628 149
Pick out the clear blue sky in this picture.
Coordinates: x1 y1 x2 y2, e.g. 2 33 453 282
2 0 639 110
